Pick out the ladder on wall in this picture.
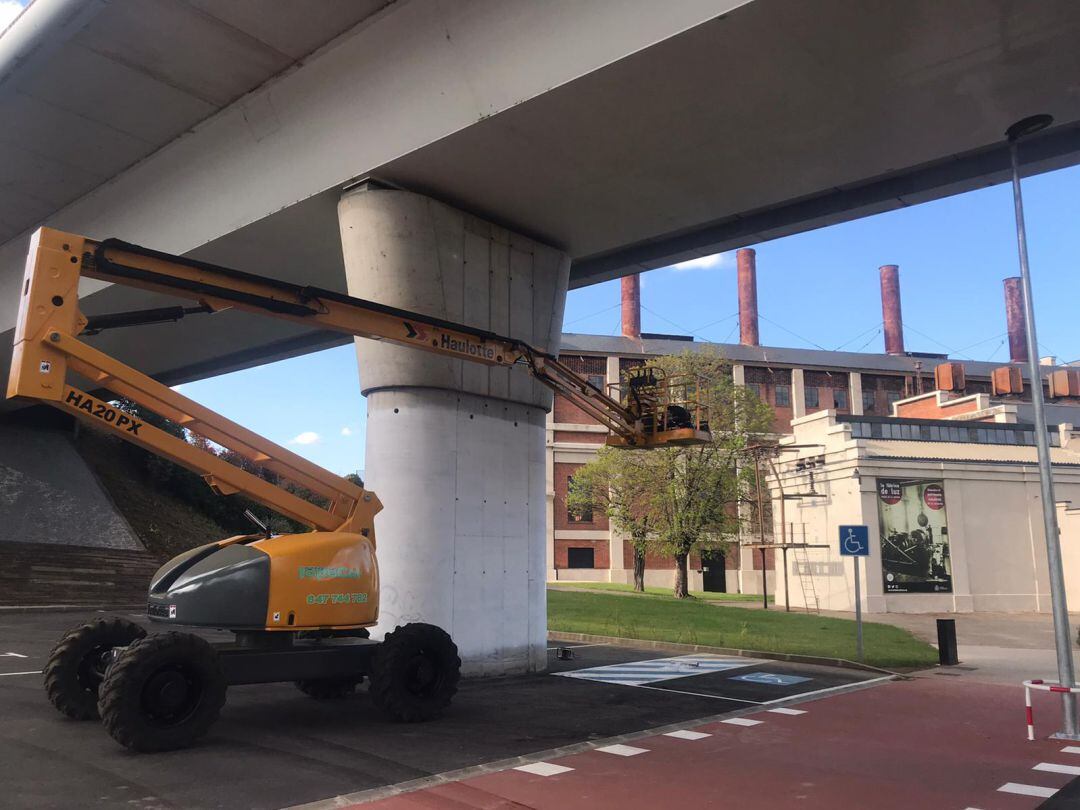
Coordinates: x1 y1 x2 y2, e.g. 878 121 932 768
792 543 821 614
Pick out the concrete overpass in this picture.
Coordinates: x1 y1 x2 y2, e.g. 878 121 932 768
4 0 1080 672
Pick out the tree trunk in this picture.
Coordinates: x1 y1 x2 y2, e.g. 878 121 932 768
673 552 689 598
633 548 646 592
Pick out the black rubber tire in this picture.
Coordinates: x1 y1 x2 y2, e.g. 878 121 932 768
98 632 226 752
369 623 460 722
294 676 362 700
43 617 147 720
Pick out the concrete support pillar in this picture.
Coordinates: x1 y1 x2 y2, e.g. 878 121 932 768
849 372 864 416
338 187 570 675
792 368 807 418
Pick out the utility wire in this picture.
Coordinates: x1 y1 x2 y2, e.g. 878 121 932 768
563 302 621 329
902 324 964 357
640 303 714 343
690 311 739 333
854 329 883 353
757 314 828 351
952 332 1007 355
832 322 884 352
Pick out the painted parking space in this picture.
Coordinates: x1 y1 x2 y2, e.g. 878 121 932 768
552 653 766 686
549 646 880 707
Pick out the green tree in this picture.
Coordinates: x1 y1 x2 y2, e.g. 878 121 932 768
567 447 659 592
642 349 772 597
566 348 772 598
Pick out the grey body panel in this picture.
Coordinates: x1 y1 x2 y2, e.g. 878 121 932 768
148 542 270 629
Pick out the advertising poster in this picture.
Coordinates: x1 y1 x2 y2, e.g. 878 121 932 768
877 479 952 593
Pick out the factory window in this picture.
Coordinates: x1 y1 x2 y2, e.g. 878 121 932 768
862 390 877 413
567 547 595 569
587 373 605 391
834 389 848 409
805 387 820 409
746 382 761 399
885 391 901 410
775 384 791 407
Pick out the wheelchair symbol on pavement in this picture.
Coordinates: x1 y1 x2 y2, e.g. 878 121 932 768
839 525 869 556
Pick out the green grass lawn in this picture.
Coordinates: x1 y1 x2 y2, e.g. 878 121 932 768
547 589 937 669
549 581 770 603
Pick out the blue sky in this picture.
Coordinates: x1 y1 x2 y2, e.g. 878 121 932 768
178 163 1080 476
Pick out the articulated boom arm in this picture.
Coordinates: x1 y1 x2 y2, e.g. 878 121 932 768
8 228 708 530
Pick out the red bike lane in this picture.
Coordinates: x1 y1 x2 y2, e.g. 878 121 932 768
356 677 1078 809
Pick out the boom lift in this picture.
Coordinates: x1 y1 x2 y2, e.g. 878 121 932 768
8 227 710 752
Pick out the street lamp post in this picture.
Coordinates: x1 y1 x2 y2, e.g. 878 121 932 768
1005 114 1079 739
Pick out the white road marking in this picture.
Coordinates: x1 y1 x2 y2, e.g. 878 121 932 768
1062 745 1080 755
664 730 711 740
1034 762 1080 776
0 670 41 677
721 717 763 727
595 744 648 757
630 682 764 704
767 707 807 716
513 762 574 777
0 652 28 658
554 654 765 687
997 783 1059 798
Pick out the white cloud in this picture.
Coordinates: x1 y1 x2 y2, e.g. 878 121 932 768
340 426 352 437
669 252 733 272
289 431 320 446
0 1 25 34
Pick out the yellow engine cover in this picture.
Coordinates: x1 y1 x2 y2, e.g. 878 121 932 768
253 530 379 630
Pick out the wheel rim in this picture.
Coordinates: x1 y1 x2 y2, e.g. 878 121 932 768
404 651 443 697
141 664 203 726
76 645 114 693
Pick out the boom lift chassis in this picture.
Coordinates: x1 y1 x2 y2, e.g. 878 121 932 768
8 228 710 752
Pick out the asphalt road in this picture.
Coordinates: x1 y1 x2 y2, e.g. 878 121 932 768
0 610 877 809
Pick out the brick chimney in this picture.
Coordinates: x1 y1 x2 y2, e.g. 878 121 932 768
737 248 759 346
879 264 905 355
1003 276 1028 363
621 274 641 339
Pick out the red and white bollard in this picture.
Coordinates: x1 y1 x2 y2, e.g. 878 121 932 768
1023 679 1080 740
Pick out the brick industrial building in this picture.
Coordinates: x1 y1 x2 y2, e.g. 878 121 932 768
545 249 1080 600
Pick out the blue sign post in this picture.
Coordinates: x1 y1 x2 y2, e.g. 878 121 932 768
839 525 870 661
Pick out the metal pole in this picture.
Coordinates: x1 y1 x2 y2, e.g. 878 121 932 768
1006 115 1078 738
760 548 768 610
855 557 864 665
782 546 790 613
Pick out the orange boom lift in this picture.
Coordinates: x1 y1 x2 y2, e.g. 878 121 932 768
8 227 710 752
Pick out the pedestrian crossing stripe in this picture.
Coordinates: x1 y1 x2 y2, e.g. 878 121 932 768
553 654 764 687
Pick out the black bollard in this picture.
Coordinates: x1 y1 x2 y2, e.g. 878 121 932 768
936 618 959 666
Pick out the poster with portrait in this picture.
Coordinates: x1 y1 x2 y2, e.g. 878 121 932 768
877 479 952 593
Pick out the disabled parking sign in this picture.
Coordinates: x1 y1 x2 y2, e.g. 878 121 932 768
839 525 870 556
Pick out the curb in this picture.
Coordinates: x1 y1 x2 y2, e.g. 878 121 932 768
548 630 904 676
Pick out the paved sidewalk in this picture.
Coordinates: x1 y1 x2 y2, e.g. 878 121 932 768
352 677 1076 809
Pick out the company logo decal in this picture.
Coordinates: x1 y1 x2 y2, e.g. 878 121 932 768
298 566 360 581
